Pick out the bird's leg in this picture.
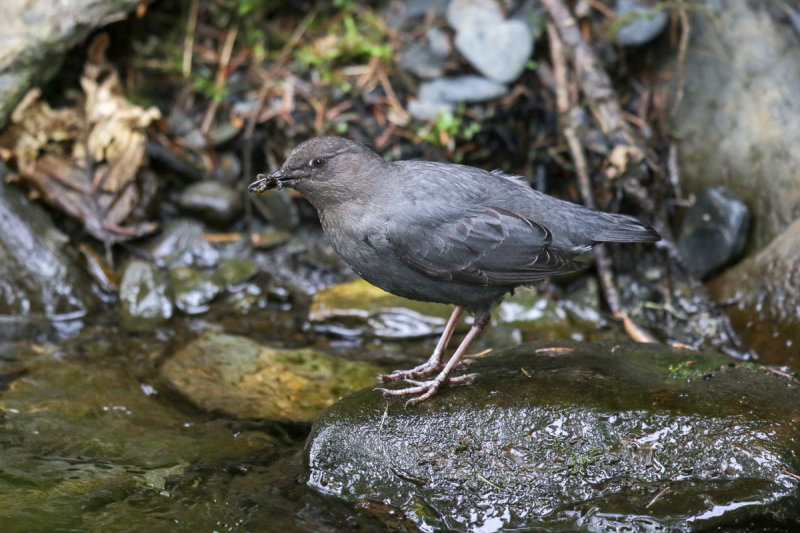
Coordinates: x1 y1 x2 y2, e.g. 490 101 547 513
377 314 490 405
378 306 465 382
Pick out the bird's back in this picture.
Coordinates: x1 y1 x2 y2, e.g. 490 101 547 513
387 160 658 254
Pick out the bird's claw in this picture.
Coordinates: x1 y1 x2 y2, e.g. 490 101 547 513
378 359 472 383
376 373 478 406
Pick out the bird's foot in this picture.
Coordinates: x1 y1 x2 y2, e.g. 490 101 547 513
378 359 471 383
376 373 477 406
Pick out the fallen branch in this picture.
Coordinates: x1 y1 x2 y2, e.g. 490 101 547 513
546 21 656 343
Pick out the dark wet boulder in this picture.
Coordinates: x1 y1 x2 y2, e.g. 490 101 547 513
251 189 300 230
708 218 800 366
178 180 242 226
0 178 96 338
306 341 800 531
169 266 222 315
118 260 173 332
143 219 219 268
678 186 749 279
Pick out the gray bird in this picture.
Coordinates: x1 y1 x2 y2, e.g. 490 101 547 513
249 136 659 405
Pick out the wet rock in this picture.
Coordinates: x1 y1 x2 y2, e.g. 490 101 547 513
251 189 300 230
179 180 242 226
212 151 242 183
309 279 454 339
0 347 277 527
615 0 668 46
252 226 350 297
678 187 749 280
118 260 172 332
306 341 800 531
145 219 219 268
250 228 292 249
672 0 800 251
160 333 384 423
399 28 451 79
451 1 533 84
213 257 259 288
708 218 800 366
0 0 143 129
494 283 617 343
409 75 507 120
0 178 95 338
169 266 222 315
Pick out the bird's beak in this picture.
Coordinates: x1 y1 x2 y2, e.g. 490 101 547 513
248 170 285 193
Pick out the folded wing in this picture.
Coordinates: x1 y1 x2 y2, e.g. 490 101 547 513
387 206 584 285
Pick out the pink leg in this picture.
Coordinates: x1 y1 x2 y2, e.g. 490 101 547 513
378 306 465 382
377 315 489 406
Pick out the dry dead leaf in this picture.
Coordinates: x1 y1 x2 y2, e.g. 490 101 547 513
0 34 160 244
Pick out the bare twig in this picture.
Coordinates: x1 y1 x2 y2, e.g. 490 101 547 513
546 11 656 342
672 0 690 117
541 0 636 148
782 470 800 482
646 485 670 508
200 22 239 135
182 0 199 78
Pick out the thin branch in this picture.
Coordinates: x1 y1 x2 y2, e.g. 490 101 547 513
182 0 199 78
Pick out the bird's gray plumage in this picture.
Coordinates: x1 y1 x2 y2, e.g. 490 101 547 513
251 136 658 315
250 136 660 403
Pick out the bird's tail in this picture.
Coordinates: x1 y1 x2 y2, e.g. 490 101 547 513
591 212 661 243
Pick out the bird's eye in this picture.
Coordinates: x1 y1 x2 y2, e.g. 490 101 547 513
310 157 326 168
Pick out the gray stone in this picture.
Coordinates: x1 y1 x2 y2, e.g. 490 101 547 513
179 180 242 226
400 43 447 79
400 28 451 79
386 0 451 28
615 0 668 46
426 27 451 57
419 75 507 104
169 266 222 315
145 219 219 269
678 187 749 279
0 0 142 130
454 18 533 83
411 74 508 119
118 260 172 332
0 177 95 339
446 0 503 33
306 341 800 531
672 0 800 252
251 189 300 230
408 99 455 121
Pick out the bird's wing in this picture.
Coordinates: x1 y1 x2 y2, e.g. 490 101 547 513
386 206 584 285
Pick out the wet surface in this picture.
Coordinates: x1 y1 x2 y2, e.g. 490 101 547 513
1 1 799 530
307 341 800 531
0 317 397 531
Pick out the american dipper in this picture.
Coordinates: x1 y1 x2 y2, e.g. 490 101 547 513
249 137 659 405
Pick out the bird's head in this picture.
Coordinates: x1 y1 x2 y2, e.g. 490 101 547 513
249 136 384 207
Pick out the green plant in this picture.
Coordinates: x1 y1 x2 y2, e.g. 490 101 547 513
417 108 483 151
